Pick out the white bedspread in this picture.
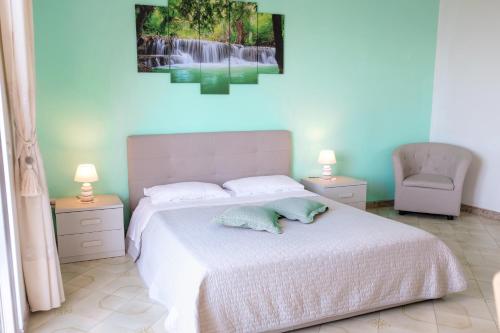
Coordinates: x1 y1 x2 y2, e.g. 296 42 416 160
127 191 466 333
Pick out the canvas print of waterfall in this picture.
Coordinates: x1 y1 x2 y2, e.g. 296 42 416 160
135 1 284 95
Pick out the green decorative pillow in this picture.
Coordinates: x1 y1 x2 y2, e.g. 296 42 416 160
213 206 282 234
265 198 328 224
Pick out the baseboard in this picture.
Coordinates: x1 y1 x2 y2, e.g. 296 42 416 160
461 204 500 221
366 200 500 221
366 200 394 209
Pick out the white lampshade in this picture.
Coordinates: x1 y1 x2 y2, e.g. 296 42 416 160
74 164 99 183
318 150 337 165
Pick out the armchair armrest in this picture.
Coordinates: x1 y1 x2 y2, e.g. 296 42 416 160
392 148 406 185
452 155 472 192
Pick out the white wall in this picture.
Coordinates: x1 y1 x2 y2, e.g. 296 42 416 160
431 0 500 212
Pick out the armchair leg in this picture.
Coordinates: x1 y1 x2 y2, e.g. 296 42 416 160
447 215 454 221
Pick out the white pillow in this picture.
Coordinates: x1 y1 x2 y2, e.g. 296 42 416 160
223 175 304 197
144 182 230 204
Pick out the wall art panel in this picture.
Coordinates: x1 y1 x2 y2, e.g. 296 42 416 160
135 1 284 94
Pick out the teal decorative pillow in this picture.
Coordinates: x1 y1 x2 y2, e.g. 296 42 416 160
213 206 282 234
265 198 328 224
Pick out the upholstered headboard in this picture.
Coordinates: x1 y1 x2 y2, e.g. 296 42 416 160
127 130 291 210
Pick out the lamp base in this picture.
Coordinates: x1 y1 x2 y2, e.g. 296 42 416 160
79 182 95 203
78 195 95 203
321 165 336 180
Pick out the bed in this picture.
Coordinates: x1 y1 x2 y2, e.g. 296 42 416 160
126 130 466 333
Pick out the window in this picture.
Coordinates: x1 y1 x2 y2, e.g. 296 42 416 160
0 46 25 333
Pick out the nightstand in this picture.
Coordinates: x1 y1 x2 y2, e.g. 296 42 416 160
55 195 125 263
301 176 367 210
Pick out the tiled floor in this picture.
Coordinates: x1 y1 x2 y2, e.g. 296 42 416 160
28 208 500 333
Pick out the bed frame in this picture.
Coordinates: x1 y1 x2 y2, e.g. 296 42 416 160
127 130 291 210
126 130 444 332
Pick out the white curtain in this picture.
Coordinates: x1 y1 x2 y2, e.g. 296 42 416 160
0 0 64 311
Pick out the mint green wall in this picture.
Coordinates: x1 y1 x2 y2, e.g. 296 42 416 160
34 0 438 221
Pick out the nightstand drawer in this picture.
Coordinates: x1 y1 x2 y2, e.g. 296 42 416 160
323 185 367 204
56 208 123 235
58 230 124 258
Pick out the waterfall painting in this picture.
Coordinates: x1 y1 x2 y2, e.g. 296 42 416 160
257 13 284 74
229 2 258 84
135 1 285 95
136 5 170 73
168 0 201 84
200 0 231 94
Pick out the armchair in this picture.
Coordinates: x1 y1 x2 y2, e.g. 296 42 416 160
393 143 472 219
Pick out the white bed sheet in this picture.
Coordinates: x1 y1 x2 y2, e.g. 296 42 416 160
126 190 315 260
127 191 467 333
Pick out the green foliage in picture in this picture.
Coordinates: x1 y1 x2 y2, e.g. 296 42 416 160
256 13 273 46
167 0 200 39
142 6 169 35
230 2 257 46
135 1 285 94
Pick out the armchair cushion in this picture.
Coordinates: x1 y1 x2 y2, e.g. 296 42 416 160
403 174 454 191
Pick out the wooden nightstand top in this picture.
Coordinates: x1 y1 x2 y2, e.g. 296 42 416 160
55 194 123 213
302 176 367 188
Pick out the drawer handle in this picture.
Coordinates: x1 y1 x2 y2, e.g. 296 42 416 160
82 240 103 248
80 218 102 226
338 193 354 199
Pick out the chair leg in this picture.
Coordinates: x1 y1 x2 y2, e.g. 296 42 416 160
447 215 454 221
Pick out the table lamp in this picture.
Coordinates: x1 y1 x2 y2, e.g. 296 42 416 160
74 164 99 203
318 150 336 180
